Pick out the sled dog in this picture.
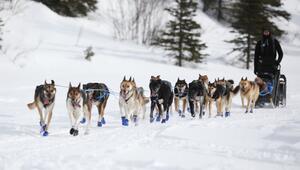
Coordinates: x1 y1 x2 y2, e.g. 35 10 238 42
66 83 89 136
82 83 110 127
149 75 173 123
239 77 260 113
27 80 56 136
119 76 149 126
174 78 188 117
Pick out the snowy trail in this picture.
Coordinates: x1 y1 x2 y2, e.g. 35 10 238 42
1 0 300 169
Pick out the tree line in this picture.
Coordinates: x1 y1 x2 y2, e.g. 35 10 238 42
0 0 291 68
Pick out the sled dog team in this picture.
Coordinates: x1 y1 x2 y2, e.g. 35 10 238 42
28 74 265 136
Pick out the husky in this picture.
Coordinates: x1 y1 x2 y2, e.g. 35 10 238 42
174 78 188 117
149 75 173 123
27 80 56 136
212 78 240 117
66 83 89 136
206 81 217 118
82 83 110 127
239 77 260 113
255 76 275 108
119 76 149 126
188 79 207 119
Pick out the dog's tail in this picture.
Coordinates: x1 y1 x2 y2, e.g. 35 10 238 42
231 85 240 95
27 102 36 110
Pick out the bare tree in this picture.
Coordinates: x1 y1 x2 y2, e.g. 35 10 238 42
108 0 167 45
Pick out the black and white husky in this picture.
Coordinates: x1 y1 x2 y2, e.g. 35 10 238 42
149 75 173 123
66 83 89 136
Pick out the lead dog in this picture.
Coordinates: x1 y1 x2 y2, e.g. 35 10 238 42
27 80 56 136
119 76 149 126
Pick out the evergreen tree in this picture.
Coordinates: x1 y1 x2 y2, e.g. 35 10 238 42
228 0 290 69
34 0 97 17
157 0 206 67
201 0 229 21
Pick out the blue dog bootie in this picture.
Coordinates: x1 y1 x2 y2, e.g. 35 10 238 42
42 131 49 136
101 117 106 125
121 116 129 126
97 121 102 127
225 112 230 117
156 115 161 122
80 118 86 124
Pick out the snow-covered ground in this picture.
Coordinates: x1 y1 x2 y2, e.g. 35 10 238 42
0 0 300 169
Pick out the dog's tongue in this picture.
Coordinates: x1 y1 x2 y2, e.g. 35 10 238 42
44 99 49 105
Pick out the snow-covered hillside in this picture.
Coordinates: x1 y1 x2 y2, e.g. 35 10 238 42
0 0 300 169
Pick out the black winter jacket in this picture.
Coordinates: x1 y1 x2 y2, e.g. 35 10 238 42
254 36 283 74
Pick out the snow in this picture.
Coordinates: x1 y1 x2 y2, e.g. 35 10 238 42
0 0 300 169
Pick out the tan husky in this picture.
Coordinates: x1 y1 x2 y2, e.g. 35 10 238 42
27 80 56 136
119 76 149 126
239 77 260 113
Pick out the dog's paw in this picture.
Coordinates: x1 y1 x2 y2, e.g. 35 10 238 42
121 117 129 126
156 116 161 122
42 131 48 137
178 109 182 115
150 117 155 123
161 119 166 124
225 112 230 117
250 110 253 113
191 113 195 118
97 121 102 127
181 114 185 118
80 118 86 124
70 128 75 135
101 117 106 125
73 129 79 136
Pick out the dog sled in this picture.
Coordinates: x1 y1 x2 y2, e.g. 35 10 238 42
256 65 286 108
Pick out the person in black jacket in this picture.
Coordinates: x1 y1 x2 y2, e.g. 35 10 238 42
254 29 283 75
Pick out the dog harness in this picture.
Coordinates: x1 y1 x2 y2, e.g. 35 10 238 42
71 99 81 108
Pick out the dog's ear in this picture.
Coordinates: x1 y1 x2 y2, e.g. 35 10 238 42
245 77 248 81
129 77 132 81
241 77 244 81
123 76 126 81
177 77 180 81
51 80 55 85
132 78 135 83
77 83 81 89
151 76 155 80
157 75 160 79
44 80 48 85
69 82 72 88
